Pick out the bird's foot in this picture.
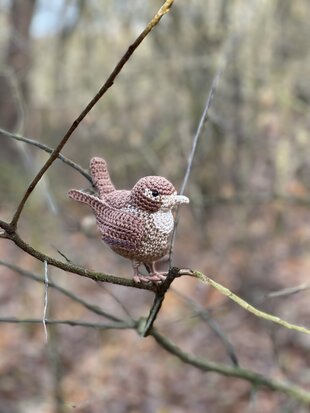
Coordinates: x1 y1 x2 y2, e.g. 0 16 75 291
133 272 167 285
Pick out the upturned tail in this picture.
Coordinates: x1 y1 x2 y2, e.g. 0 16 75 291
90 157 115 198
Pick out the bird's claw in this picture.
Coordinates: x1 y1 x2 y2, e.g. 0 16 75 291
133 272 167 285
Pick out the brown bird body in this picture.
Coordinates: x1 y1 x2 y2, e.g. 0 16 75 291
68 157 189 283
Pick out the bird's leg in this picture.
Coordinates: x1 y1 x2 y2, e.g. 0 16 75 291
132 260 166 284
146 262 167 282
132 260 153 283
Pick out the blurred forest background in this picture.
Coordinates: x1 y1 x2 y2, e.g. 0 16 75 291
0 0 309 412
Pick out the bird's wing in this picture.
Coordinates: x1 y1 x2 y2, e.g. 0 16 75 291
96 208 144 251
68 189 144 250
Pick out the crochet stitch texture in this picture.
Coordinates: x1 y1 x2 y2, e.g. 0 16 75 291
68 157 189 283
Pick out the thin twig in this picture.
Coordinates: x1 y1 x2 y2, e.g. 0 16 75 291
144 38 230 332
0 318 134 330
265 283 310 299
194 193 310 207
0 127 92 183
171 287 239 366
140 267 186 337
1 311 308 404
0 259 131 321
151 328 310 405
193 271 310 335
0 228 155 291
1 250 308 336
168 45 227 268
179 64 226 197
10 0 175 229
0 312 308 404
0 70 59 214
96 282 133 320
54 247 72 263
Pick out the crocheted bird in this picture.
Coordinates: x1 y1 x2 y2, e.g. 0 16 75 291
68 157 189 283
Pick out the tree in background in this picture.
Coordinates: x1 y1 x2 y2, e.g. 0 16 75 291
0 1 309 412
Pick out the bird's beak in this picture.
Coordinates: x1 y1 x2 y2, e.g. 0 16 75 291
173 194 190 205
162 194 189 210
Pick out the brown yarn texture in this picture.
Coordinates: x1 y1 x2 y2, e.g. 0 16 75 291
68 157 180 264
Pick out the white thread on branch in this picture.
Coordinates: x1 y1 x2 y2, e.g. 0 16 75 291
43 260 49 342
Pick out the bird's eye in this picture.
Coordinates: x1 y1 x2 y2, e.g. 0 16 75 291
151 190 159 197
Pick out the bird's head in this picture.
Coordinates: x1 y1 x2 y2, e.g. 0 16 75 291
130 176 189 213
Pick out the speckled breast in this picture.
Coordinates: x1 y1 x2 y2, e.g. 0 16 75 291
111 209 174 262
138 210 174 262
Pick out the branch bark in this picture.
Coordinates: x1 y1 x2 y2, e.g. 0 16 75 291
1 261 309 405
151 328 310 405
0 226 155 291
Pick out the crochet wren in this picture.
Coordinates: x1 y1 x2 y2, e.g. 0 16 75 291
68 157 189 283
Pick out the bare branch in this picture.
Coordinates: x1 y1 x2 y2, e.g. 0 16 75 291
96 282 133 320
0 127 92 183
0 228 155 291
0 219 12 233
193 271 310 335
172 287 239 366
140 267 185 337
10 0 175 229
0 317 134 330
265 283 310 299
0 259 123 321
168 42 228 268
1 312 309 404
195 193 310 207
151 329 310 405
1 245 308 336
1 309 308 404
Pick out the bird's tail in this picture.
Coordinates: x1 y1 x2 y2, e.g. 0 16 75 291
68 189 106 216
90 157 115 198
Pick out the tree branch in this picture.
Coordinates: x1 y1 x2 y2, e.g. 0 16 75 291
195 193 310 207
151 328 310 405
0 127 92 183
140 268 189 337
0 317 134 330
2 313 308 405
168 39 228 268
265 283 310 299
171 287 239 366
193 271 310 335
0 259 123 321
10 0 175 229
0 224 155 291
